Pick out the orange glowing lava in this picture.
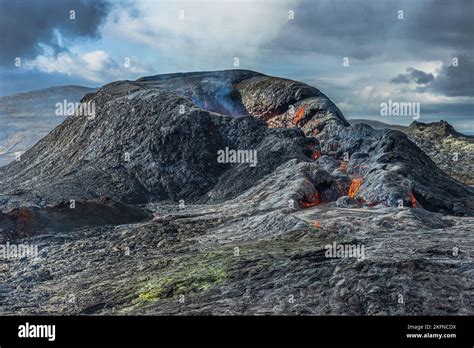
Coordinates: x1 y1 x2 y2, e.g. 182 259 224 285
300 191 321 208
348 178 363 198
312 150 321 160
409 191 417 208
292 105 307 124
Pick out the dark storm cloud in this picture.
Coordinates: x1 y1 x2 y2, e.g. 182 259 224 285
426 55 474 97
268 0 397 59
390 74 410 84
392 56 474 97
404 0 473 54
268 0 473 60
0 0 109 66
391 68 434 85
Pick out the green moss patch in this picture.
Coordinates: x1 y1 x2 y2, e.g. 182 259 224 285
137 250 231 303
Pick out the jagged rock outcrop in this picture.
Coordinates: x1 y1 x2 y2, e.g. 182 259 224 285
406 121 474 185
349 119 474 186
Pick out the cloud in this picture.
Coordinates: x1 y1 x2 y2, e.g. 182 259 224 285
0 0 109 66
101 0 288 70
403 0 474 56
425 55 474 97
26 46 151 83
391 56 474 97
266 0 474 60
1 0 472 121
391 68 434 85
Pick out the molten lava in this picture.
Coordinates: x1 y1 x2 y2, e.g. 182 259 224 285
348 178 363 198
409 191 417 208
299 191 321 208
292 105 307 125
312 150 321 160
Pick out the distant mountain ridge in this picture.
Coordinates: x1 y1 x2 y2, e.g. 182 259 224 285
349 118 472 137
0 85 97 166
348 119 408 132
0 85 97 116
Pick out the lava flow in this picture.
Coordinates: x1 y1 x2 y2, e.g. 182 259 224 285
312 150 321 160
299 191 321 208
409 191 417 208
348 178 363 198
292 105 307 125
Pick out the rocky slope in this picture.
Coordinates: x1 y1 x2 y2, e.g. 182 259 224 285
0 70 472 315
350 119 474 186
0 203 471 315
1 71 472 217
406 121 474 185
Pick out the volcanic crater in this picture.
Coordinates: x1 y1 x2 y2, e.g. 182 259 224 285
0 70 472 315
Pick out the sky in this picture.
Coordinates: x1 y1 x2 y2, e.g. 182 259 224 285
0 0 473 130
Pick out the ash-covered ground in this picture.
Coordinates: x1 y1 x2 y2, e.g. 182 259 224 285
0 70 472 315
